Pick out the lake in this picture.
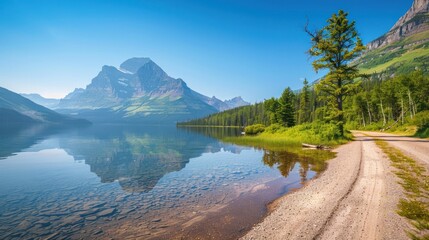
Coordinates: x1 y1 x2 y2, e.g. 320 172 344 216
0 124 332 239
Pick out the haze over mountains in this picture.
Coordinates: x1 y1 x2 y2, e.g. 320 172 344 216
20 93 60 109
23 58 249 123
0 87 88 126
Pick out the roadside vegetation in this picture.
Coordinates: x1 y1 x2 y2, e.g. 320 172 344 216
376 140 429 239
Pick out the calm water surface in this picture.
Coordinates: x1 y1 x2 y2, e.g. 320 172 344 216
0 125 331 239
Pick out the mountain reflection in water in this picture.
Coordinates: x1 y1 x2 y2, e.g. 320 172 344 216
0 124 333 239
57 125 247 192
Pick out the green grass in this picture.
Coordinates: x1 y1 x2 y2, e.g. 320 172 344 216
400 29 429 45
357 29 429 75
375 140 429 239
223 122 351 150
360 47 429 74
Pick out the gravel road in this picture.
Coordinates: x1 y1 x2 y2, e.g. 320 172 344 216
358 131 429 169
242 132 414 240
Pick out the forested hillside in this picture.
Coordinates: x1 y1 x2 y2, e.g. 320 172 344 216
179 72 429 129
178 102 269 127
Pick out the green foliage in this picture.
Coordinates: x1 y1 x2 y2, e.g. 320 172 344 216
263 123 283 134
178 102 268 127
298 79 310 124
179 86 298 129
414 111 429 138
413 111 429 128
345 71 429 132
307 10 365 136
264 97 282 124
358 31 429 76
278 87 296 127
263 88 296 127
229 122 350 147
244 124 266 135
416 127 429 138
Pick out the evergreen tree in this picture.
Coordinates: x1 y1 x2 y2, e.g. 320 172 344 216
278 87 296 127
264 97 281 124
298 78 310 124
306 10 365 136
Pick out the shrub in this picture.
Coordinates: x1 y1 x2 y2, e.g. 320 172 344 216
244 124 266 135
413 111 429 138
263 123 283 134
413 111 429 129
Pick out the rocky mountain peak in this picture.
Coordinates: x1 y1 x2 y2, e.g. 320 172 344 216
391 0 429 30
56 57 249 122
367 0 429 50
136 60 167 81
224 96 250 109
119 57 152 74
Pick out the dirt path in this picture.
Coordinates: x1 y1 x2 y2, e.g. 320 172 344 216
242 133 409 240
358 131 429 169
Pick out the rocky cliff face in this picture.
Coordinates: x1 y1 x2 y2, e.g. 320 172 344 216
368 0 429 50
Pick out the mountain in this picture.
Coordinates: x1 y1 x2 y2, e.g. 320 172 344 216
225 96 250 109
20 93 60 109
357 0 429 76
0 87 89 126
56 58 248 123
367 0 429 50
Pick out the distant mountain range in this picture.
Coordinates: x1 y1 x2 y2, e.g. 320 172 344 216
0 87 89 126
357 0 429 76
22 58 249 123
20 93 60 109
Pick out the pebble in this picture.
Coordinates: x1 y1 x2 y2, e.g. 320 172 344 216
97 208 116 217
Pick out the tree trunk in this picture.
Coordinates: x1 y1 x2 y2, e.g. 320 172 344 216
401 98 404 125
337 95 344 136
366 100 372 124
380 100 386 127
408 90 413 119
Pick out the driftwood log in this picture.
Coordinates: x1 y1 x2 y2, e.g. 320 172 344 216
302 143 330 150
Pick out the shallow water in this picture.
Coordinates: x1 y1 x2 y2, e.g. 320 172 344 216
0 124 329 239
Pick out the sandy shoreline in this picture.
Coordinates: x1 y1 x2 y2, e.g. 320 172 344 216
242 133 410 240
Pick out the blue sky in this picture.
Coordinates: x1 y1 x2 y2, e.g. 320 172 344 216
0 0 412 102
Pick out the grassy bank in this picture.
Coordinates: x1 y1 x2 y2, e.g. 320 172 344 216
223 122 352 150
375 140 429 239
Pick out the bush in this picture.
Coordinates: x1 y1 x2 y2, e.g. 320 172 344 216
344 121 359 131
413 111 429 129
244 124 266 135
362 122 385 131
414 111 429 138
262 121 348 145
263 123 283 134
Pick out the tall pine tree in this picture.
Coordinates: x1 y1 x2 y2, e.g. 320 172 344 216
298 79 310 124
306 10 365 136
278 87 296 127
